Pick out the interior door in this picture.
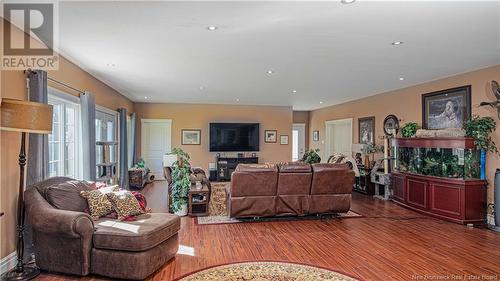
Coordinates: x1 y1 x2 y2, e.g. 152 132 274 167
292 123 306 161
325 118 352 161
141 119 172 180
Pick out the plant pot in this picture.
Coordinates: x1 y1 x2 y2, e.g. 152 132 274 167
174 203 188 216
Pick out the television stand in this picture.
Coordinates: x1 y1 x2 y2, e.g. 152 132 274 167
216 156 258 181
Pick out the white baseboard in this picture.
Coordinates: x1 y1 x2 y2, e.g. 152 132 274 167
0 252 17 275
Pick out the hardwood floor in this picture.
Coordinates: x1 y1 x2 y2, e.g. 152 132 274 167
37 180 500 281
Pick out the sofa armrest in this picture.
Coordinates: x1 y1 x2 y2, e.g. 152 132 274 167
25 188 94 238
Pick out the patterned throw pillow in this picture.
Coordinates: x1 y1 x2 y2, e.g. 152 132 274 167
80 185 119 220
106 190 145 220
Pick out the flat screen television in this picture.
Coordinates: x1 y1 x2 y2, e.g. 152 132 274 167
209 123 260 152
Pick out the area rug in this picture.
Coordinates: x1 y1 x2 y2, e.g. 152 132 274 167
175 261 359 281
197 182 363 225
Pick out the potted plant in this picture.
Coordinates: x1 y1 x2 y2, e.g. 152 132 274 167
361 143 384 168
401 122 419 138
170 148 192 216
301 149 321 164
463 115 498 180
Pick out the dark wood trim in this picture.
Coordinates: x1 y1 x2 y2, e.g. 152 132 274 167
392 137 477 149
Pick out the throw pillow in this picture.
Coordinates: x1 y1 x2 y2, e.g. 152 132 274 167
106 190 145 220
80 185 119 220
45 180 94 212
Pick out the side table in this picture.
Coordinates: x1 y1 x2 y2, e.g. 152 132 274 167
188 185 210 217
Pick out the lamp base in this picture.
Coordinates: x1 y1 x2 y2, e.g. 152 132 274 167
2 264 40 281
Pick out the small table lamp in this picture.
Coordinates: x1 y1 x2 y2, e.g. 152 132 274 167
1 98 52 280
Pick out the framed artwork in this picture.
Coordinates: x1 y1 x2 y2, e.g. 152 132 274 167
181 129 201 145
358 116 375 145
313 130 319 142
280 135 289 145
265 130 277 143
422 85 471 129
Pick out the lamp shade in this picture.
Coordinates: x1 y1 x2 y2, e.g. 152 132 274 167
0 98 53 134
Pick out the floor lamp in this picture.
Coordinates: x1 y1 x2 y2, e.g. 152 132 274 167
0 98 53 281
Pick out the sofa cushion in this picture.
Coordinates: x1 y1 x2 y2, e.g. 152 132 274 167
106 190 145 220
45 180 94 212
80 186 119 220
235 163 277 172
93 213 180 252
278 162 311 173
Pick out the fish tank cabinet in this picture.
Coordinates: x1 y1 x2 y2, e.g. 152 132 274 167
391 137 487 225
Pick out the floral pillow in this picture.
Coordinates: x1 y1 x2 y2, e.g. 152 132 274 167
106 190 145 220
80 185 119 220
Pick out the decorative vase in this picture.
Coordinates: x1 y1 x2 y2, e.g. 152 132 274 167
480 149 486 180
174 203 188 216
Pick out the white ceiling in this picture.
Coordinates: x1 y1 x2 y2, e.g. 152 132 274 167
55 1 500 110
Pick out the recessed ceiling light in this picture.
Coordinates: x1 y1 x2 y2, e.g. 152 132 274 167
399 77 405 81
319 101 324 104
392 41 404 45
292 90 297 94
341 0 356 4
266 70 274 74
199 86 204 90
106 63 116 67
236 98 240 102
144 96 149 100
207 26 218 31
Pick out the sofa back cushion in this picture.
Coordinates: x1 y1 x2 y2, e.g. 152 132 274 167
231 164 278 197
45 180 94 212
278 162 311 173
311 163 355 194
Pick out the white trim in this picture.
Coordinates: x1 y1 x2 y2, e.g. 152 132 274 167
48 87 80 104
0 252 17 275
324 118 353 161
96 105 118 116
141 119 173 180
141 119 173 124
292 123 306 161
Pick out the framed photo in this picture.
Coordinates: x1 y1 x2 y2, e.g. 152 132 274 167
313 130 319 142
280 135 289 145
422 85 471 129
181 129 201 145
265 130 277 143
358 116 375 145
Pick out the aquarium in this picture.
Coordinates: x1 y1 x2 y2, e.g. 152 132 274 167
395 147 480 179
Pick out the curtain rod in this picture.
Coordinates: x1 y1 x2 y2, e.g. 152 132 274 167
47 77 85 95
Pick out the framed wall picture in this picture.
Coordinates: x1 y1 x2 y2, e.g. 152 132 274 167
422 85 471 129
358 116 375 145
265 130 277 143
280 135 289 145
313 130 319 142
181 129 201 145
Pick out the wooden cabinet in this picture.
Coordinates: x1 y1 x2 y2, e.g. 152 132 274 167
392 171 487 224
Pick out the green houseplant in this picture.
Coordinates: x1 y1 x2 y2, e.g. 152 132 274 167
302 149 321 164
401 122 419 138
170 148 192 216
463 115 498 180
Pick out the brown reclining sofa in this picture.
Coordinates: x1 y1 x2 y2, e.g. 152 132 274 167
228 162 355 218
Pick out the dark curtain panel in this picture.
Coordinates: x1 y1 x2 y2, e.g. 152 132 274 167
25 69 48 262
118 108 128 188
129 112 137 167
80 92 96 181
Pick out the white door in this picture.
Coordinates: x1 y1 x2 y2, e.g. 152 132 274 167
141 119 172 180
292 123 306 161
325 118 353 161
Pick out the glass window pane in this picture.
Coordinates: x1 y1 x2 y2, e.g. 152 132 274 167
65 107 75 125
95 119 102 141
107 121 114 141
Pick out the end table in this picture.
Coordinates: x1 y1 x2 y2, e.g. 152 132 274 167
188 185 210 217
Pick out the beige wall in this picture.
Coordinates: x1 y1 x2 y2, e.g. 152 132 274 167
309 65 500 203
0 20 133 259
135 103 293 171
293 111 310 150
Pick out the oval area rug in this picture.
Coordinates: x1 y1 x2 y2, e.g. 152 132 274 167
176 261 359 281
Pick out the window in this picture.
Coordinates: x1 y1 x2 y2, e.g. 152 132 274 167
48 91 82 178
95 108 117 163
